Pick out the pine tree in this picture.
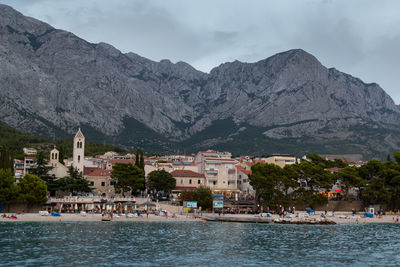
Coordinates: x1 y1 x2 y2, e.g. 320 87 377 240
139 150 144 170
0 147 13 171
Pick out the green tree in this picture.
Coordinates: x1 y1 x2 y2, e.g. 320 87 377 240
336 166 365 200
0 169 20 212
358 159 384 182
111 163 145 195
135 149 144 170
394 152 400 165
306 153 347 168
0 147 14 171
383 167 400 209
147 170 176 194
362 177 391 206
58 145 65 164
18 174 48 211
292 161 334 208
179 190 194 203
250 163 288 210
192 186 213 209
30 151 54 185
55 166 92 194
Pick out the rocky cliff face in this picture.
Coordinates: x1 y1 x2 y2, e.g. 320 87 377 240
1 4 399 158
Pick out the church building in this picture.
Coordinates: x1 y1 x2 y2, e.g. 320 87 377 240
72 128 85 173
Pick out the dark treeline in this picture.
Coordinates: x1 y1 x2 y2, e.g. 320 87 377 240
249 153 400 211
0 169 48 212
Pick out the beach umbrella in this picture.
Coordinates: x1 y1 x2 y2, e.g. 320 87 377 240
104 201 116 206
123 201 135 212
138 200 156 211
104 201 116 211
138 200 156 207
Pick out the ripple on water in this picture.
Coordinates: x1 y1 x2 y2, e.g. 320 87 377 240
0 221 400 266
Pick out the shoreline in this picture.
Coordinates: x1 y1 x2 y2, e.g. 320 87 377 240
1 213 399 224
0 213 199 222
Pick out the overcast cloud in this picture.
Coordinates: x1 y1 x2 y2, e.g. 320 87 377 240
2 0 400 103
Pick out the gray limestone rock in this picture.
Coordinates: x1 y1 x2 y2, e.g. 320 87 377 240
1 4 400 157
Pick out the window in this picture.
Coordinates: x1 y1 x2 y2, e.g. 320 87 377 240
78 155 80 162
198 179 201 184
101 182 105 186
189 179 192 184
181 179 183 184
77 142 79 149
90 181 94 186
213 181 216 185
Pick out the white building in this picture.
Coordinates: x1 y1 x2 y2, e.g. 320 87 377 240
23 147 37 155
72 128 85 173
48 147 69 178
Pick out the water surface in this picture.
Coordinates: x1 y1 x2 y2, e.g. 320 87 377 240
0 221 399 266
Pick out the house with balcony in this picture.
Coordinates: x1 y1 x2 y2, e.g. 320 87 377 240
23 156 36 176
236 165 255 197
203 158 239 197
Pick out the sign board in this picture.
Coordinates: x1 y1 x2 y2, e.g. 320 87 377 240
213 200 223 208
184 201 197 208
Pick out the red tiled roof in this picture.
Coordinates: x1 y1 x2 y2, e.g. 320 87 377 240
85 168 112 177
236 165 245 172
171 170 205 178
83 167 99 175
239 169 252 175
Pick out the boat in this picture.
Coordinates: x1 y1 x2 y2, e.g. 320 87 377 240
101 212 113 221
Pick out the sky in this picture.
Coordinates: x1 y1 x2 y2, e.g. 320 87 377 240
2 0 400 103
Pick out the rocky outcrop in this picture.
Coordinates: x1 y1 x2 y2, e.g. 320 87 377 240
1 4 399 158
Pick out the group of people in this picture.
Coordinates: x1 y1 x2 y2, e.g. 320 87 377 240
1 213 18 219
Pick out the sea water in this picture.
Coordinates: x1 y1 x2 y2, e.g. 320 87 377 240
0 221 399 266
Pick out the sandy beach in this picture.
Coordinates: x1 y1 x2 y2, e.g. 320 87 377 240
1 212 399 223
0 213 199 222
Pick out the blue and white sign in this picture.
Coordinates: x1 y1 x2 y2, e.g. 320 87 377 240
186 201 197 208
184 201 197 208
213 200 223 208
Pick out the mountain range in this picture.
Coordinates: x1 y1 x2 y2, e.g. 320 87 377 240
1 4 400 159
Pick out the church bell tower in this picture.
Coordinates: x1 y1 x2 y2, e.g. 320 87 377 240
72 128 85 173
